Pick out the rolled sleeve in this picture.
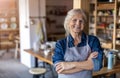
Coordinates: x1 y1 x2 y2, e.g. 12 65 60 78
93 49 103 71
92 58 101 71
52 40 65 66
91 37 103 71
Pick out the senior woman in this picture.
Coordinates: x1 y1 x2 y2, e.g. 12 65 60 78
52 9 103 78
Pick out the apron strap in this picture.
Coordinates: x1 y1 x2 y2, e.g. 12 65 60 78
66 37 69 48
66 35 89 49
85 35 89 53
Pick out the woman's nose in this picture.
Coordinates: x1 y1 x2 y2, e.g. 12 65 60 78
76 20 81 25
76 19 84 25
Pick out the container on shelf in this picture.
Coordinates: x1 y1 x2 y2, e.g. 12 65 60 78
119 7 120 16
107 52 113 69
0 23 8 29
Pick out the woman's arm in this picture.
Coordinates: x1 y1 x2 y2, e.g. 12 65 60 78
90 37 103 71
56 52 98 74
55 62 83 74
56 61 91 74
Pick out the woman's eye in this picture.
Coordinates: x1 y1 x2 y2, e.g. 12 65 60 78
72 19 77 22
79 20 83 23
72 19 84 24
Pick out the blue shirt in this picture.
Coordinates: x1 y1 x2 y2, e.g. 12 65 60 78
52 32 103 71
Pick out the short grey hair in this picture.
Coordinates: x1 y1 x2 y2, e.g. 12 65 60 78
64 9 87 36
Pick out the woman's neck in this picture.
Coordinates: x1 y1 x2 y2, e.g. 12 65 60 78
71 32 82 46
71 32 81 38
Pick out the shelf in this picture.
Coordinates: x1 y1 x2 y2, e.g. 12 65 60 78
0 28 19 32
116 37 120 39
106 28 113 30
97 2 115 3
116 16 120 17
0 15 17 18
101 42 112 49
89 14 95 16
29 16 46 19
96 26 105 29
97 15 114 17
116 43 120 45
96 26 113 30
97 3 115 10
117 29 120 31
0 36 8 40
0 41 15 49
90 0 96 4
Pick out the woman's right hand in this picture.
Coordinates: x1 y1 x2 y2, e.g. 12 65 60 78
55 62 75 73
88 52 98 60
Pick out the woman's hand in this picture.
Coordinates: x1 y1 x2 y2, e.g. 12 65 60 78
55 62 75 73
88 52 98 60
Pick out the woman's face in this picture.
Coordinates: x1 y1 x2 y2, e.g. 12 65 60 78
68 14 84 34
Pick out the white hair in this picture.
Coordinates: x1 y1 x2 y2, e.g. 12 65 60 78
64 9 87 36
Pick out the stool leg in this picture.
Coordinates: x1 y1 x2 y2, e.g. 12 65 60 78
33 75 39 78
111 74 116 78
42 74 45 78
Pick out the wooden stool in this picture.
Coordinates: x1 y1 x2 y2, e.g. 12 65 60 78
29 68 46 78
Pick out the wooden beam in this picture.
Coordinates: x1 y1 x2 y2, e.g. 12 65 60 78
73 0 90 34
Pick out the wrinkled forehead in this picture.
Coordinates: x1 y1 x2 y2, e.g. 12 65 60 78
71 14 83 20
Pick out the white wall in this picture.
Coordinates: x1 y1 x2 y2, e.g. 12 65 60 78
29 0 46 42
19 0 32 67
19 0 46 67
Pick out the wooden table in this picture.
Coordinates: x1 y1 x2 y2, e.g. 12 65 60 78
24 49 53 78
24 49 53 67
24 49 120 77
93 64 120 78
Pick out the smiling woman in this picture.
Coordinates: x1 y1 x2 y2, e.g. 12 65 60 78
52 9 103 78
64 9 87 36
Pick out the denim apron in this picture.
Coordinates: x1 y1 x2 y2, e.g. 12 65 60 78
58 36 92 78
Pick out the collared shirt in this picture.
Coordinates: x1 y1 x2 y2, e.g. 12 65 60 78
52 32 103 71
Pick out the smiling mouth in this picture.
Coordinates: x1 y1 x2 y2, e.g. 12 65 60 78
73 26 81 29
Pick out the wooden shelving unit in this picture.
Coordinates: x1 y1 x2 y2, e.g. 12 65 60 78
89 0 120 50
0 0 19 50
46 0 73 41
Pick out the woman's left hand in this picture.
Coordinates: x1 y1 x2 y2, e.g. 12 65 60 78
88 52 98 60
55 62 75 73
